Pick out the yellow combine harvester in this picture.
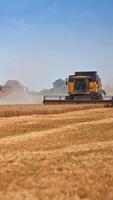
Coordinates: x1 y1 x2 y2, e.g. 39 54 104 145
43 71 113 106
65 71 105 101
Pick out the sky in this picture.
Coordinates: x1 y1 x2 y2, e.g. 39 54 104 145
0 0 113 90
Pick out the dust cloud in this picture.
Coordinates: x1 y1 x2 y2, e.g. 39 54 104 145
0 94 43 105
0 80 43 105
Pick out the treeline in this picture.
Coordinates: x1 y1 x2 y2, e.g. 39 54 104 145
38 79 67 95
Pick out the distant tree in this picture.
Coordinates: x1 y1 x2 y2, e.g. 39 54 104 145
38 78 68 95
53 79 66 90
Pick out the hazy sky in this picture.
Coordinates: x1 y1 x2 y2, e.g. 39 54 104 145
0 0 113 90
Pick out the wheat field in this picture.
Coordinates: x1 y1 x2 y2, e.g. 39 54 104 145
0 104 113 200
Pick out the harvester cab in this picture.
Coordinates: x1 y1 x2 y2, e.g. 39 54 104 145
68 75 90 93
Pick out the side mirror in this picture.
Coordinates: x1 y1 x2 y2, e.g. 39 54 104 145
65 79 68 86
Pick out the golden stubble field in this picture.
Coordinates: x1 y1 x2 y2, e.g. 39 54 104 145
0 104 113 200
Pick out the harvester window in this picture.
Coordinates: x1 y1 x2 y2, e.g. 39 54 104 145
75 79 89 92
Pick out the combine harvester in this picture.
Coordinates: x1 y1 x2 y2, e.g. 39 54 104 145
43 71 113 106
